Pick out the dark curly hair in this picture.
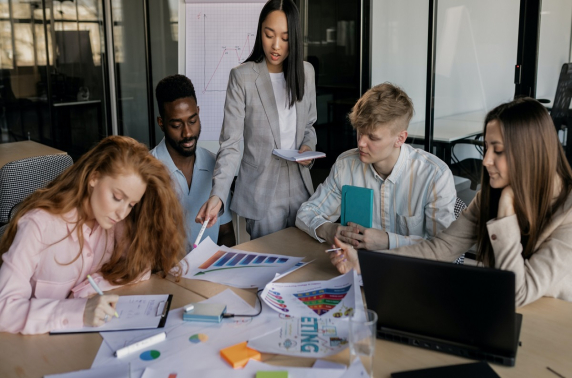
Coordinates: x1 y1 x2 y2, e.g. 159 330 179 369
155 74 197 118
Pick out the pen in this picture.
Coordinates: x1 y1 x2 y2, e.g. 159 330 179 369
87 274 119 318
115 332 166 358
193 218 210 248
325 248 343 253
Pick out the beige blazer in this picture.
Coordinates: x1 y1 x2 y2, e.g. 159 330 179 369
390 191 572 307
211 60 317 220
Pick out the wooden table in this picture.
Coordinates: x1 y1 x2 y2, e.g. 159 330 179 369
0 141 67 169
1 227 571 378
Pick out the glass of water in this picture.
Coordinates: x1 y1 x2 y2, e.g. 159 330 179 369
349 309 378 377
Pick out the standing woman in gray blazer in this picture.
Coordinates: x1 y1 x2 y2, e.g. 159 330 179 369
196 0 317 240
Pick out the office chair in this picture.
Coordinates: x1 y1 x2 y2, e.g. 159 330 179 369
0 154 73 226
452 197 467 265
449 136 483 191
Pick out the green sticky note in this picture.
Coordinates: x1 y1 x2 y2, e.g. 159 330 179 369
256 371 288 378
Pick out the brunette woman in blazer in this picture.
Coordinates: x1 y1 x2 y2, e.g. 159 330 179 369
197 0 317 239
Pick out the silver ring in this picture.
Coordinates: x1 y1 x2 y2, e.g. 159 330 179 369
104 314 109 322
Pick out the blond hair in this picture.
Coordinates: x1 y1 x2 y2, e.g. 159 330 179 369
348 82 414 134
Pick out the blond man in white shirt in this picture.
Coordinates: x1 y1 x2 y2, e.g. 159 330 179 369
296 82 456 250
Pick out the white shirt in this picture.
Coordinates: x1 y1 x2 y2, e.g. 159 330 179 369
270 72 297 150
295 145 457 249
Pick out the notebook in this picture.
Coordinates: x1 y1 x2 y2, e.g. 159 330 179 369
341 185 373 228
358 251 522 366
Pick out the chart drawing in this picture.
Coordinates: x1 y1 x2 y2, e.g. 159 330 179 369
140 350 161 361
293 285 353 316
186 3 265 140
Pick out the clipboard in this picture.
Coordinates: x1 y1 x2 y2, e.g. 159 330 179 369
341 185 373 228
50 294 173 334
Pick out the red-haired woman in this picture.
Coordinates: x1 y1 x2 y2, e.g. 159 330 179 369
0 136 186 334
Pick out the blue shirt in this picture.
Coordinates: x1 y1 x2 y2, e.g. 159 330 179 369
150 139 232 251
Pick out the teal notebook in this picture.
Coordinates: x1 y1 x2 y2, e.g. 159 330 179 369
341 185 373 228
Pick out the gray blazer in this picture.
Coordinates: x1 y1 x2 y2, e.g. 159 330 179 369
211 60 317 220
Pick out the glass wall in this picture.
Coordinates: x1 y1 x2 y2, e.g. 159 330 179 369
300 0 363 173
0 0 107 159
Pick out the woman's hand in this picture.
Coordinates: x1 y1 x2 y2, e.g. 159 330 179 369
498 185 516 219
297 144 313 166
329 237 361 274
83 294 119 327
195 196 222 227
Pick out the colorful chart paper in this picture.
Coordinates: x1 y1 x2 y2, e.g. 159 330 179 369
177 237 304 288
140 350 161 361
189 333 209 344
262 271 356 319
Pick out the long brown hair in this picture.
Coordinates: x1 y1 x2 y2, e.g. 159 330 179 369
0 136 187 283
477 97 572 266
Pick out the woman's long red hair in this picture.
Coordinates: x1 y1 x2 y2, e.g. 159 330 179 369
0 136 187 283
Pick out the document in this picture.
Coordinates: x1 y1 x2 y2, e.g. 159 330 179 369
272 149 326 161
177 237 304 289
50 295 172 334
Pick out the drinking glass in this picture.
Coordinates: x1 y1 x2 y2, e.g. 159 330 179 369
348 309 378 378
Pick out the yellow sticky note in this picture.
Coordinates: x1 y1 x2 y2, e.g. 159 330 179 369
220 341 261 369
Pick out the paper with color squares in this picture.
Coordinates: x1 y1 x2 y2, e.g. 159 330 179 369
261 271 356 319
176 237 304 289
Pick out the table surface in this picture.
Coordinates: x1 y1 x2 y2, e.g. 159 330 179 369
407 111 486 143
1 227 571 378
0 141 67 168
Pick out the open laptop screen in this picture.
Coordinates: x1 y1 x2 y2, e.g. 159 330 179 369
358 250 518 358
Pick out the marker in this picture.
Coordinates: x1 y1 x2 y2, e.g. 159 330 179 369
325 248 343 253
114 332 166 358
184 304 195 313
87 274 119 318
193 218 210 248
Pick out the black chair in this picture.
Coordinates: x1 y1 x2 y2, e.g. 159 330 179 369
449 137 483 191
0 154 73 229
452 197 467 265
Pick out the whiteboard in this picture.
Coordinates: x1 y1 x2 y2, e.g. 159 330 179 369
185 2 265 141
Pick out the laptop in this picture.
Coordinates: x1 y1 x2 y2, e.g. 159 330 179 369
358 250 523 366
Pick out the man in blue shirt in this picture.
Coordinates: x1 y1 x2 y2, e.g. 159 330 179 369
151 75 235 252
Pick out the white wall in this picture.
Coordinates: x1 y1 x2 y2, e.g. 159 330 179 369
371 0 520 124
536 0 572 99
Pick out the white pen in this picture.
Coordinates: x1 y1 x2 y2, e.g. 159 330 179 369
115 332 166 358
184 304 195 313
87 274 119 318
193 218 210 248
325 248 343 253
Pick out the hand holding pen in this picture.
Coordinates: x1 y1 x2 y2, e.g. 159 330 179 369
82 275 119 327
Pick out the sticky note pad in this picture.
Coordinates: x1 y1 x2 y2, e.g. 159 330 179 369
220 341 261 369
256 371 288 378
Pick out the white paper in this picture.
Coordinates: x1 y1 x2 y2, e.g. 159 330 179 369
92 290 279 374
340 357 370 377
142 359 347 378
51 295 170 333
273 149 326 161
273 260 314 281
177 237 304 288
262 271 356 319
313 359 347 370
44 363 130 378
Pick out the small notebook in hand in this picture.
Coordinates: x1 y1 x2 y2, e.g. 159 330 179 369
272 149 326 162
341 185 373 228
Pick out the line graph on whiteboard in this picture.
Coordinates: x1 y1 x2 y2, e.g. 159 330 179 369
186 3 264 140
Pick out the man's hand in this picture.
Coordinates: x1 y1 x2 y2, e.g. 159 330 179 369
195 196 222 227
316 222 352 245
340 222 389 250
297 144 313 167
329 237 360 274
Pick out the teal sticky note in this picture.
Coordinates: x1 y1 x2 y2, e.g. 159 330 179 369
341 185 373 228
256 372 288 378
